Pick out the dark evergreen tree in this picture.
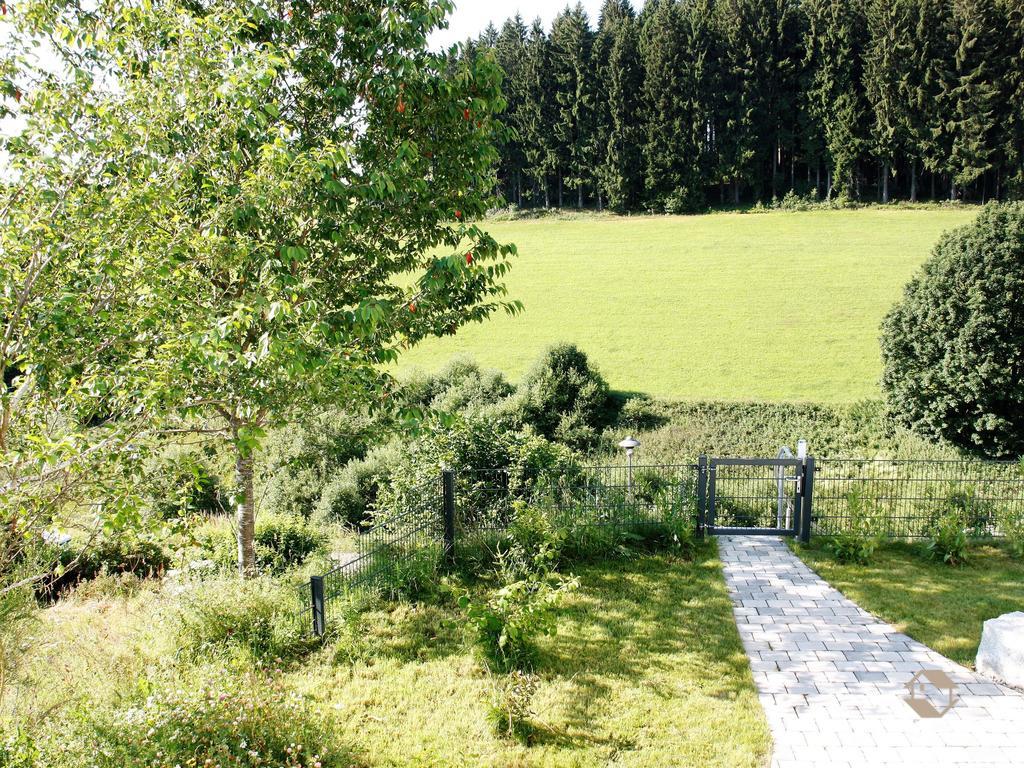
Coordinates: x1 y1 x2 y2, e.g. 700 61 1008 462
947 0 1002 200
494 16 530 207
717 0 803 202
550 4 598 208
521 18 558 207
803 0 871 199
598 1 645 210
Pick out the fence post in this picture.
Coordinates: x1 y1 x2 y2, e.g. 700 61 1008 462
442 469 456 563
310 575 325 637
800 457 815 544
696 455 707 539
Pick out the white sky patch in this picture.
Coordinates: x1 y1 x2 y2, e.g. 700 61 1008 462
429 0 647 50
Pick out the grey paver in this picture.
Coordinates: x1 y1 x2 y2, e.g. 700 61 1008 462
717 535 1024 768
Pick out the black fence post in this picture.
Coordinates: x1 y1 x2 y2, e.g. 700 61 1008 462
442 469 456 563
696 455 707 538
800 457 815 544
310 575 325 637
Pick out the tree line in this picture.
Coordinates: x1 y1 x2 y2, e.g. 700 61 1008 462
461 0 1024 212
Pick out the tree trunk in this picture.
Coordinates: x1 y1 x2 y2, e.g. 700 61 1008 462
235 449 256 578
558 173 563 208
816 162 821 197
577 184 584 209
516 171 522 207
950 177 957 201
881 162 889 204
544 178 550 209
826 168 833 201
910 159 918 203
733 177 740 205
597 190 603 212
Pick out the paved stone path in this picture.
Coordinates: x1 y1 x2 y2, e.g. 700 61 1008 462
718 536 1024 768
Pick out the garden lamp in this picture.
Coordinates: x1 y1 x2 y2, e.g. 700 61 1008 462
618 436 641 493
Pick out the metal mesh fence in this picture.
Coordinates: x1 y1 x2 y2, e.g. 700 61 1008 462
538 463 701 530
812 458 1024 538
708 459 802 532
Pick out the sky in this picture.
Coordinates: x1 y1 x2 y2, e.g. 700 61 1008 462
430 0 646 49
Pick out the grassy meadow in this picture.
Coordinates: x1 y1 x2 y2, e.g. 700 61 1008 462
401 207 977 403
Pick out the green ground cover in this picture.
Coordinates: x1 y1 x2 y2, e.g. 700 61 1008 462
4 549 770 768
792 540 1024 667
400 208 976 403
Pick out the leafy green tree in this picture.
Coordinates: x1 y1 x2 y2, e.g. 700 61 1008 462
717 0 803 201
881 203 1024 458
2 0 519 576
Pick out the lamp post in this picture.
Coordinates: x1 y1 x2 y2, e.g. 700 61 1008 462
618 436 641 494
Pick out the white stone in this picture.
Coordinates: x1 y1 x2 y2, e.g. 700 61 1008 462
976 611 1024 690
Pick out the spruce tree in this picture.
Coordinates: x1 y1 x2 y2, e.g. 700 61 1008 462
599 2 645 211
803 0 871 200
864 0 913 202
521 18 558 207
947 0 1002 199
550 4 598 208
494 17 530 207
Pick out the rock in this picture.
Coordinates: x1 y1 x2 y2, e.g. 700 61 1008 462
976 611 1024 690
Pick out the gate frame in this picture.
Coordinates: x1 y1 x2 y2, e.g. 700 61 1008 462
702 456 814 540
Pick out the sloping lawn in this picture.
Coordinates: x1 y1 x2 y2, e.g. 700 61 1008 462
294 549 771 767
399 207 976 402
792 540 1024 667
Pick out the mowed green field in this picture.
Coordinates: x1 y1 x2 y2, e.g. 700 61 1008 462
400 208 977 402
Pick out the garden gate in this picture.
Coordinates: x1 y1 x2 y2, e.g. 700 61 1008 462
702 456 813 541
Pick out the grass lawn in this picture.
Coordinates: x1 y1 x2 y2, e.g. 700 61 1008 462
791 540 1024 667
294 549 770 767
399 207 976 403
7 547 770 767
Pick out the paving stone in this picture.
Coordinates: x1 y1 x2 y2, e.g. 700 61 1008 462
717 536 1024 768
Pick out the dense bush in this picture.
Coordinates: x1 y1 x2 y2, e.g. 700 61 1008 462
145 450 226 519
515 344 615 450
259 409 378 519
998 508 1024 559
210 513 326 573
881 203 1024 458
173 576 317 662
398 356 515 415
314 444 398 527
40 537 170 599
61 671 346 768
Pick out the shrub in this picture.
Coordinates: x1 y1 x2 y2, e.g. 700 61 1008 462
374 544 443 602
515 344 615 451
259 409 377 519
70 671 347 768
399 356 515 415
825 489 883 564
881 202 1024 458
460 552 578 673
926 510 970 566
997 508 1024 559
314 445 397 527
210 513 326 573
173 576 318 662
40 536 170 599
487 670 539 743
146 451 227 520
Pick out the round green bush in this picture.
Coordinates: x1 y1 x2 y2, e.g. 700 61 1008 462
515 343 615 450
881 203 1024 458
